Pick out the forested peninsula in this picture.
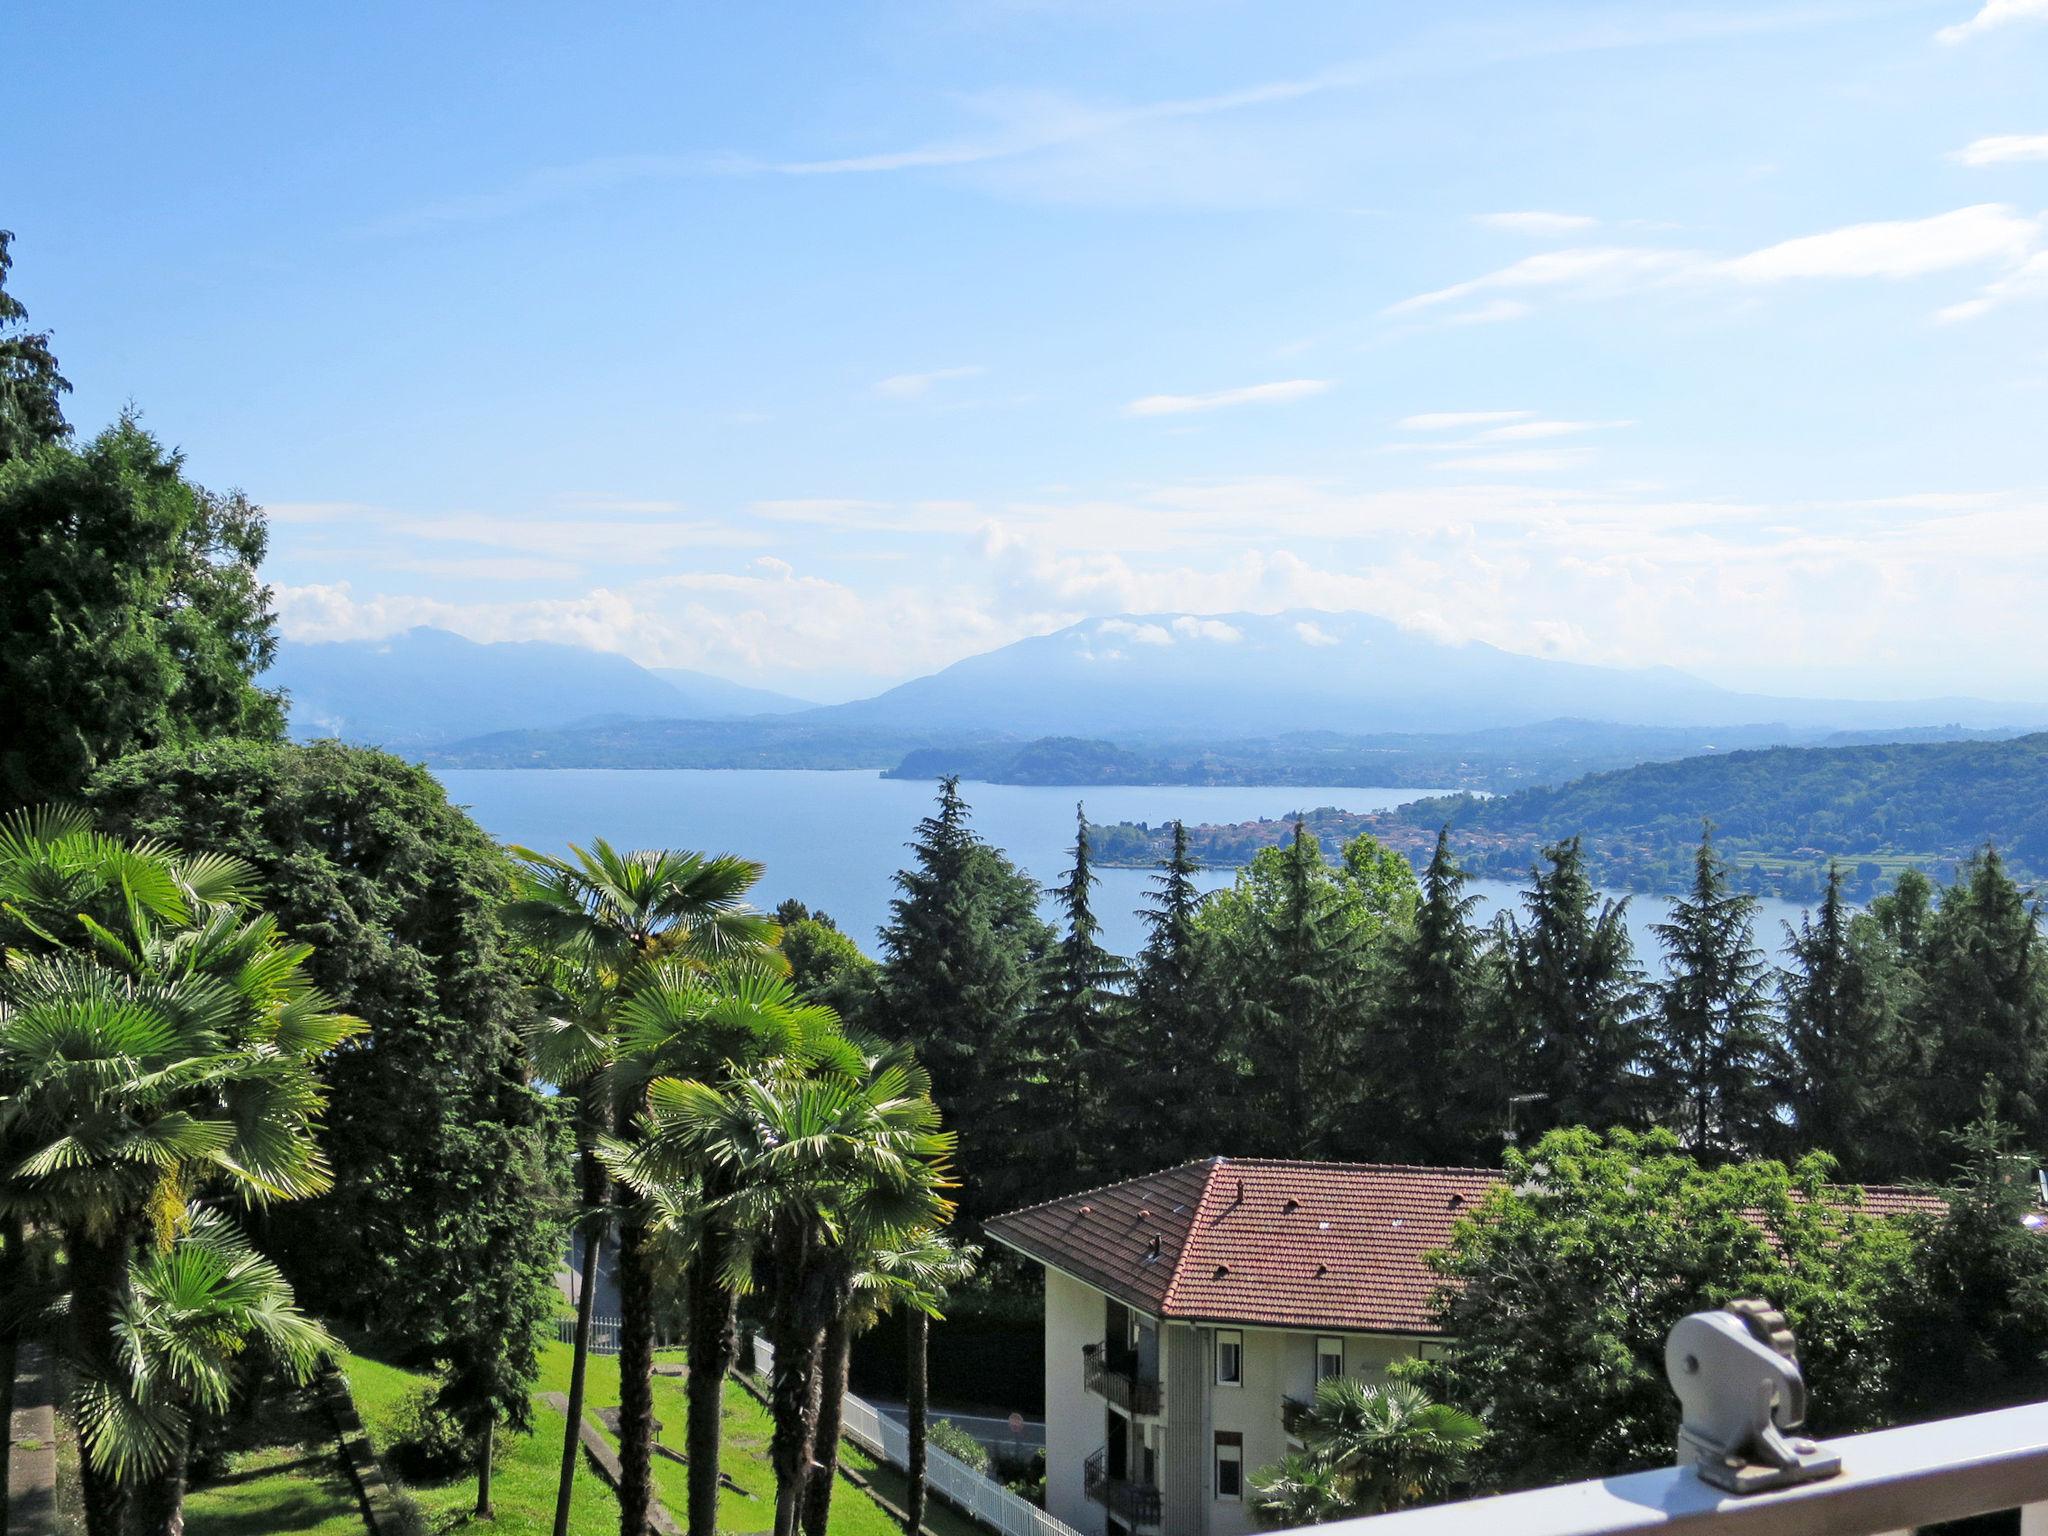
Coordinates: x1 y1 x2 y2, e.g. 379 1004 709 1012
1089 732 2048 900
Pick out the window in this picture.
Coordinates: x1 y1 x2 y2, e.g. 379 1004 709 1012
1317 1336 1344 1382
1214 1329 1243 1386
1214 1433 1243 1501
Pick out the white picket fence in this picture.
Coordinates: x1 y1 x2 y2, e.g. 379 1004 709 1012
751 1336 1082 1536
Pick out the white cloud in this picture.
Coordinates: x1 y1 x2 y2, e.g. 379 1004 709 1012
1397 410 1536 431
1125 379 1334 416
1433 449 1594 474
1719 204 2040 282
1445 299 1534 326
1952 135 2048 166
1475 211 1599 236
1294 621 1340 647
1172 615 1243 642
1096 618 1174 645
1388 246 1698 314
1390 206 2048 322
1937 250 2048 321
874 365 985 399
1474 418 1630 442
1938 0 2048 44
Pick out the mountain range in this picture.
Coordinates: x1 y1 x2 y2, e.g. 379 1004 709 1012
269 613 2047 761
267 627 811 748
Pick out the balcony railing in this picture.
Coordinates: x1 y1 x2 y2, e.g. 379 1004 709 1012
1291 1401 2048 1536
1083 1341 1162 1417
1083 1447 1163 1526
1282 1394 1314 1435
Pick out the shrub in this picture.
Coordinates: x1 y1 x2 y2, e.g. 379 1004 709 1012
928 1418 991 1475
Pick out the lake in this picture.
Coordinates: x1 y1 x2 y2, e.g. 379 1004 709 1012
432 768 1815 966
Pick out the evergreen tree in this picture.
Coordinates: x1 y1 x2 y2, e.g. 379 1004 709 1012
1120 821 1228 1169
1901 849 2048 1167
1223 823 1376 1158
85 740 564 1376
1871 867 1935 963
2 417 283 808
1382 828 1495 1163
1890 1100 2048 1419
880 779 1051 1216
1498 838 1654 1139
0 229 71 463
1651 825 1777 1156
1773 866 1909 1177
1014 805 1124 1189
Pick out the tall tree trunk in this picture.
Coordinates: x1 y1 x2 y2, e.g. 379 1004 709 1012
69 1222 137 1536
142 1426 190 1536
684 1235 736 1536
553 1137 609 1536
905 1311 929 1536
616 1214 657 1536
477 1417 496 1519
800 1318 853 1536
767 1226 828 1536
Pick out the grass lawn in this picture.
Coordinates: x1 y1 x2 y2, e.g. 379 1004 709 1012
343 1337 984 1536
183 1385 364 1536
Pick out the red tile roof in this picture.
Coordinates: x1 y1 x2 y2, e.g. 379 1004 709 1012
983 1158 1951 1337
985 1158 1504 1335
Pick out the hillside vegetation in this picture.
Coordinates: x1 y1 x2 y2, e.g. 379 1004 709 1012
1093 732 2048 899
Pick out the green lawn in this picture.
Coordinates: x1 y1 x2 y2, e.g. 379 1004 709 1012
338 1338 985 1536
183 1385 364 1536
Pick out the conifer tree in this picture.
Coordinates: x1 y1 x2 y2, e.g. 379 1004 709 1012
1498 838 1654 1138
1226 822 1375 1158
1651 825 1777 1156
1382 828 1495 1163
1015 805 1124 1189
1901 849 2048 1168
880 778 1052 1216
1120 821 1227 1168
1772 865 1908 1176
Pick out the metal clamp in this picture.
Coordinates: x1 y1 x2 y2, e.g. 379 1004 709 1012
1666 1299 1843 1494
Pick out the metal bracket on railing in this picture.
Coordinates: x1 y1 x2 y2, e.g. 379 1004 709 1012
1666 1299 1843 1494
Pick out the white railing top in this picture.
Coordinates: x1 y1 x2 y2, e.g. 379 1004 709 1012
1301 1400 2048 1536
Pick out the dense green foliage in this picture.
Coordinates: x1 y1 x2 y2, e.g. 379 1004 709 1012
85 740 566 1367
1421 1123 2048 1492
0 230 70 464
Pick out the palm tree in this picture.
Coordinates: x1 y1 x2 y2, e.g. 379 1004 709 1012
1287 1378 1485 1517
601 962 838 1536
798 1226 977 1536
1250 1451 1351 1529
642 1033 954 1536
506 840 779 1536
80 1204 333 1536
0 810 358 1536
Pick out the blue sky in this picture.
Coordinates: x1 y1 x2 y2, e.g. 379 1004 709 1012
9 0 2048 701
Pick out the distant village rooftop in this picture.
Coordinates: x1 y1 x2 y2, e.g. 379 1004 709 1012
983 1156 1948 1337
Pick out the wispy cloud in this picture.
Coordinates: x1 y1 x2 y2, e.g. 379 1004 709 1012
1390 205 2048 322
1938 0 2048 44
1126 379 1334 417
1397 410 1536 432
1474 418 1631 442
1953 134 2048 166
873 365 986 399
1475 211 1600 236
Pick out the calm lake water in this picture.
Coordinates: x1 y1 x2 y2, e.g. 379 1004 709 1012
432 768 1814 966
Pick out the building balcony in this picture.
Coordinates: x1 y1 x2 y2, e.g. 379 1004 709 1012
1282 1394 1314 1436
1084 1447 1163 1526
1083 1341 1162 1417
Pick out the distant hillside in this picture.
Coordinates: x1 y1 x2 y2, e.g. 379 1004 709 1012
805 609 2043 740
1090 732 2048 902
269 628 810 748
420 718 997 771
881 722 2026 794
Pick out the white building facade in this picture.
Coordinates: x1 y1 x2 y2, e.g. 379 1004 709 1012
986 1158 1501 1536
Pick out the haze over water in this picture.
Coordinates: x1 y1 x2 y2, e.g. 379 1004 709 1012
435 768 1812 964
